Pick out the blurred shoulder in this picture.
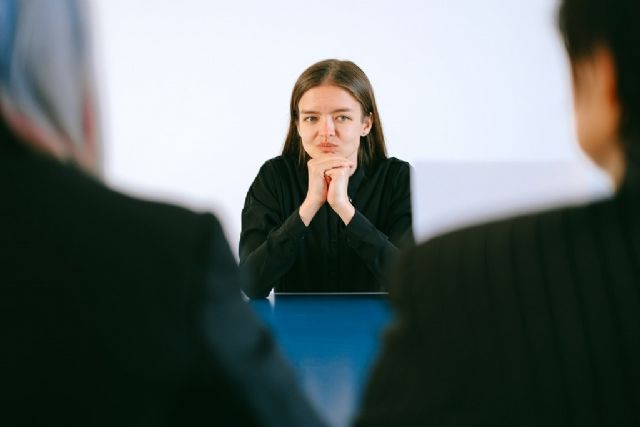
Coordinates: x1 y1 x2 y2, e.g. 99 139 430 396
3 146 226 266
93 181 226 265
412 195 610 253
391 198 611 301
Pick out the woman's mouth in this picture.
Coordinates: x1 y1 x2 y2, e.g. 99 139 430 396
318 143 338 152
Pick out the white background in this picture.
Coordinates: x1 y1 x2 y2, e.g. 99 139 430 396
91 0 601 257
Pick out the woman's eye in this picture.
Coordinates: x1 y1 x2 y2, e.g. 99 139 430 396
336 115 351 122
303 116 318 123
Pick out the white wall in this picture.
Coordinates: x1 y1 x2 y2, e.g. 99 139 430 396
92 0 588 257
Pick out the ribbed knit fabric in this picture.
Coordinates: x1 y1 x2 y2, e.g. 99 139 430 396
356 165 640 427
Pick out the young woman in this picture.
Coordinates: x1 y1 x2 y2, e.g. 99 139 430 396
240 59 413 298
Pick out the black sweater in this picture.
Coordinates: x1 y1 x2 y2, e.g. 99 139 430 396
240 155 414 297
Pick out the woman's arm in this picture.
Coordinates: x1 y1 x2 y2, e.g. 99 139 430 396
343 162 414 287
239 163 308 298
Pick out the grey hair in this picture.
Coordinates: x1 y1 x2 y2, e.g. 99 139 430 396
0 0 100 174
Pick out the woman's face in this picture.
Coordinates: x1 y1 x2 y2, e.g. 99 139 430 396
297 85 372 163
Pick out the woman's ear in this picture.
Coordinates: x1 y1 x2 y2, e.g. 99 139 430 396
361 112 373 136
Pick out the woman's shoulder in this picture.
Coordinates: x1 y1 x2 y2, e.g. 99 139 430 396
250 154 302 191
385 156 411 168
368 156 411 176
258 154 299 174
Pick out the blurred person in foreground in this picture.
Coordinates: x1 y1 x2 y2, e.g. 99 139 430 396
356 0 640 425
0 1 326 426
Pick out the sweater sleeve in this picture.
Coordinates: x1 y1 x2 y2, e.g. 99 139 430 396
239 162 308 298
345 162 414 287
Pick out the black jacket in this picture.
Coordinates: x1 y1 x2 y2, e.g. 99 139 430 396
357 162 640 426
0 124 326 427
240 155 414 297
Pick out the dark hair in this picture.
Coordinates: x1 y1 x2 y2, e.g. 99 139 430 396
558 0 640 143
281 59 387 167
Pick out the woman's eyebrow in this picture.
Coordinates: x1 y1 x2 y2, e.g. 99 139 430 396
300 108 354 114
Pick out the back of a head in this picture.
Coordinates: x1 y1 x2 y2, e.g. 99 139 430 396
0 0 100 174
559 0 640 148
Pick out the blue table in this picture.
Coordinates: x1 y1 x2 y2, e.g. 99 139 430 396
250 293 391 427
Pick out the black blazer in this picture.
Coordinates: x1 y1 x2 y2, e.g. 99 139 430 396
0 126 325 427
356 164 640 426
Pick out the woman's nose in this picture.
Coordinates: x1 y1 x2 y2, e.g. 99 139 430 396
320 117 336 137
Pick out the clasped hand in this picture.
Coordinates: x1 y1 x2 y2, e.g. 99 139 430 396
299 156 356 226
